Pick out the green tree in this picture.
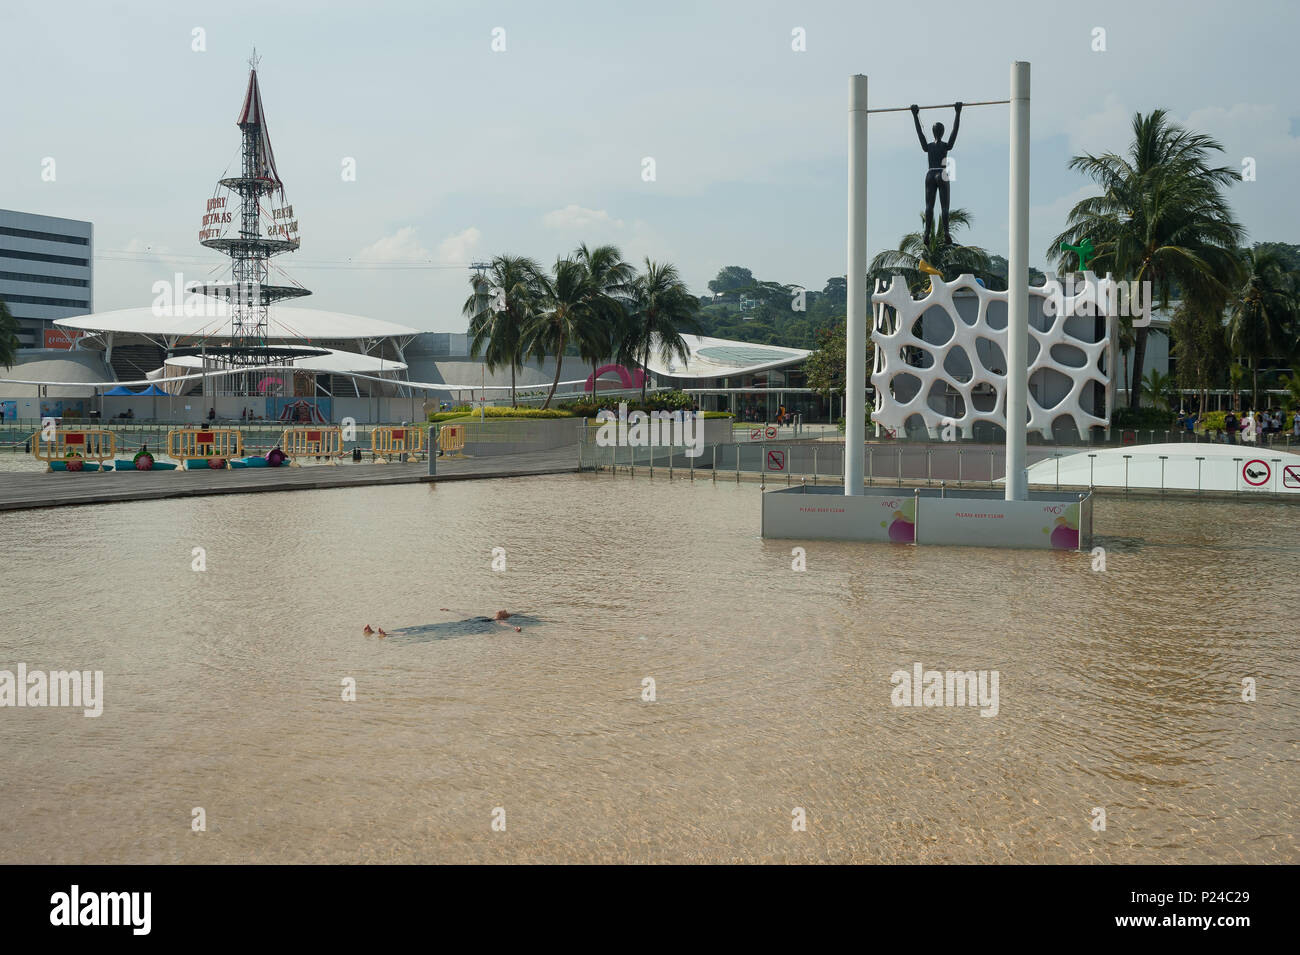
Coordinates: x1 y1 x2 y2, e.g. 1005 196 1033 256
526 257 597 409
804 318 870 399
1276 368 1300 410
462 255 543 408
1140 367 1177 411
822 277 847 306
1226 247 1298 409
707 266 754 301
0 298 19 369
1169 297 1227 414
869 209 997 294
572 243 635 395
1049 109 1244 410
623 260 702 404
984 254 1046 291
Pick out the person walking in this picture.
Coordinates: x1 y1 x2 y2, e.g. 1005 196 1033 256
1224 409 1239 444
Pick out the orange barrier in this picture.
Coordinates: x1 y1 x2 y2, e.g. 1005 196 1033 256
437 424 467 457
280 426 344 466
31 428 116 471
166 428 243 469
371 426 425 462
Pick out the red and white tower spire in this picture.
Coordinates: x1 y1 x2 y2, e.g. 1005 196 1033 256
197 52 309 376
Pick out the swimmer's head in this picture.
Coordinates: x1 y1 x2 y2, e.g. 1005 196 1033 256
494 610 511 620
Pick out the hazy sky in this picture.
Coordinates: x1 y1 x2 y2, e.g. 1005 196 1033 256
3 0 1296 332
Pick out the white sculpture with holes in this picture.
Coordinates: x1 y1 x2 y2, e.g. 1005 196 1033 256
870 271 1117 441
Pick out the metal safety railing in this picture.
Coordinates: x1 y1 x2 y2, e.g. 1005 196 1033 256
280 426 344 465
437 424 467 457
166 428 243 469
30 428 117 470
371 425 425 462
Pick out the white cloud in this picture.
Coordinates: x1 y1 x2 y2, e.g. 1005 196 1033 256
356 227 432 263
1069 94 1134 155
541 205 625 232
434 227 482 264
1184 102 1300 169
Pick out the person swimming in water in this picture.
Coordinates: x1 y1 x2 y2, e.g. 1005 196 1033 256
440 608 514 622
370 610 523 639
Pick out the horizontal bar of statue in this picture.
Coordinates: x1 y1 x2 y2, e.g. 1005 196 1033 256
865 99 1010 114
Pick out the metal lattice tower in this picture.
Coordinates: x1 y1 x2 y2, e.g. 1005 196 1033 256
197 53 309 389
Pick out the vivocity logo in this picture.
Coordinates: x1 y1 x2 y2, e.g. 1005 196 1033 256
594 402 704 458
1041 272 1152 327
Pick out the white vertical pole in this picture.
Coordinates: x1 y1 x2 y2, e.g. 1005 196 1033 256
1005 61 1031 501
845 74 869 495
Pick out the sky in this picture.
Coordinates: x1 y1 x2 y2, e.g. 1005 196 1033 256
2 0 1297 333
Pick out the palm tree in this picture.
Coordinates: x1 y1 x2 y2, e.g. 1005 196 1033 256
1140 367 1176 411
1049 109 1244 410
869 209 996 294
1226 247 1298 410
623 260 702 404
0 297 20 369
1277 368 1300 411
462 255 542 408
1170 297 1228 415
525 257 597 409
572 243 634 398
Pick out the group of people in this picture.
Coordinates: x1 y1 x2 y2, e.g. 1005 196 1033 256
1219 408 1297 444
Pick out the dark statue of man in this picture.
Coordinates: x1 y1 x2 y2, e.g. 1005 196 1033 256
911 102 962 245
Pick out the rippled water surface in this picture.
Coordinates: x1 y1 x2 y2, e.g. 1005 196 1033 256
0 473 1296 863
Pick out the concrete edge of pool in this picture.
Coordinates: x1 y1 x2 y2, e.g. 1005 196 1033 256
0 448 579 513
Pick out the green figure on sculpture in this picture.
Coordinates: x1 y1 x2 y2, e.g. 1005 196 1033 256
1060 237 1095 272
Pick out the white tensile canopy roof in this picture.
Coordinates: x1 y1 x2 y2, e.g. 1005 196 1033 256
156 345 406 374
53 305 421 341
641 334 811 380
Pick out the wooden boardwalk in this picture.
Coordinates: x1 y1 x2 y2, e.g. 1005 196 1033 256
0 447 579 512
